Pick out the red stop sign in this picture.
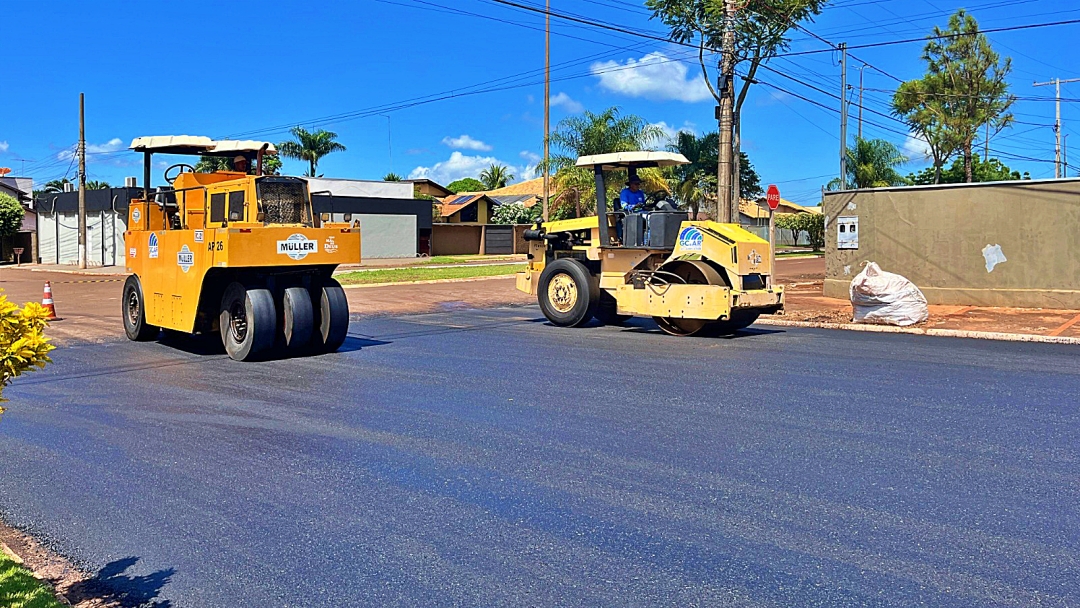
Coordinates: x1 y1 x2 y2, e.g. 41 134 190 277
766 184 781 210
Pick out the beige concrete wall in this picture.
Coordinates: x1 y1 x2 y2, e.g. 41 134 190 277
823 179 1080 308
432 224 482 256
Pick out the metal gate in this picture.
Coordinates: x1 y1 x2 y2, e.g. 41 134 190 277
484 225 514 255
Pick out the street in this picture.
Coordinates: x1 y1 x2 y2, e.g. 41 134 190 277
1 307 1078 606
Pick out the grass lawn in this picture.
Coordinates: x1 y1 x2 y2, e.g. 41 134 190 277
337 263 526 285
776 251 823 258
0 552 65 608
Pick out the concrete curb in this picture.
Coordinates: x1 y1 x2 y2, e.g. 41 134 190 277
756 317 1080 345
20 266 127 277
342 274 517 289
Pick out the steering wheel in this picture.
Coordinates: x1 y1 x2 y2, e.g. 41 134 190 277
164 163 196 184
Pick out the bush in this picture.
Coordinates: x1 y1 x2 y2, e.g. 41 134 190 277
0 193 24 241
0 293 55 412
491 202 540 225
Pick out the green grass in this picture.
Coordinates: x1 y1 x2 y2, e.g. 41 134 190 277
0 552 65 608
337 263 526 285
776 251 823 258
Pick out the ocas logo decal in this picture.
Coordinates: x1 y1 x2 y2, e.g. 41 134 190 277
148 233 159 259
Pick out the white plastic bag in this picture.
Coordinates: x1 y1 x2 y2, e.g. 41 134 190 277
849 262 929 326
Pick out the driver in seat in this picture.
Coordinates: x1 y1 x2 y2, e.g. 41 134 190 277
232 155 249 174
619 176 646 213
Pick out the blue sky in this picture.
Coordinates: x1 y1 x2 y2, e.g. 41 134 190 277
2 0 1078 206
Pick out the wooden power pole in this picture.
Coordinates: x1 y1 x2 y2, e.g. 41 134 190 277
717 0 736 223
78 93 87 269
542 0 551 221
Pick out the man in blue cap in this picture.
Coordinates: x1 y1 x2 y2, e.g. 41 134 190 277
619 175 646 213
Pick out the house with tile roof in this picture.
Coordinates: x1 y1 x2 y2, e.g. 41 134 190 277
436 193 496 223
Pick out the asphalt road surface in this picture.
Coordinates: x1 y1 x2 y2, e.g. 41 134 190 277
1 307 1077 607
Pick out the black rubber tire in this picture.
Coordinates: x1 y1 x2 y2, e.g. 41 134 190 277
313 278 349 353
593 290 631 326
282 286 314 349
219 282 277 361
122 275 159 342
537 258 597 327
707 310 761 335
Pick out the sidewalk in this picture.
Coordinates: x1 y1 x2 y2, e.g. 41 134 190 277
767 277 1080 340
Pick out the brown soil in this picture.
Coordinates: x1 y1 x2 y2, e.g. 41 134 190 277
0 521 119 607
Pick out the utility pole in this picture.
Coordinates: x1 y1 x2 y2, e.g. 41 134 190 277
542 0 551 221
78 93 87 270
839 44 848 190
857 64 865 140
717 0 736 223
1033 77 1080 179
984 122 989 162
1065 134 1070 177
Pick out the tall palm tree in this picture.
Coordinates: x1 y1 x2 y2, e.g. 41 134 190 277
278 127 347 177
544 107 666 219
479 164 514 190
85 180 111 190
829 137 910 190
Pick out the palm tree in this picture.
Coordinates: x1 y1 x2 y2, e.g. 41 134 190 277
43 178 71 193
479 164 514 190
383 172 403 181
829 137 910 190
544 107 666 219
278 127 347 177
86 180 111 190
669 131 719 218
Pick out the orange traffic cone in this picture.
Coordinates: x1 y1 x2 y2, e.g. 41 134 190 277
41 281 61 321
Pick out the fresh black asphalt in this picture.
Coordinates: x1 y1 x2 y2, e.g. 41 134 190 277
0 307 1078 607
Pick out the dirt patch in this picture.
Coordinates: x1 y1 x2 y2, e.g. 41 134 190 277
0 520 118 607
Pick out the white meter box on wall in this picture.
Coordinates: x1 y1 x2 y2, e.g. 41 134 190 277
837 216 858 249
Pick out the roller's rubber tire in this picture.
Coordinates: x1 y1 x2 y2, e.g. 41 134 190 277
282 286 314 349
313 278 349 353
122 275 159 342
593 290 630 326
219 282 277 361
707 310 761 335
537 258 597 327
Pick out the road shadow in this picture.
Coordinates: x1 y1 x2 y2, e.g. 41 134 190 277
65 556 174 608
334 334 392 353
155 330 390 358
606 317 785 339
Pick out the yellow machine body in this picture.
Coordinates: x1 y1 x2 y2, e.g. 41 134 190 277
125 172 361 334
517 216 783 334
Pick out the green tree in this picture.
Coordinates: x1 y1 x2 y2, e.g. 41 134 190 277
278 127 347 177
544 107 666 219
775 212 824 251
0 193 25 265
739 152 763 199
446 177 486 193
905 10 1014 183
383 172 403 181
828 138 909 190
43 178 71 193
491 202 540 224
479 164 514 190
646 0 827 200
85 180 111 190
893 81 960 184
908 156 1027 184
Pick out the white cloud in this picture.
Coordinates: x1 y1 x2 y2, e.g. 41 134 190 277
57 137 125 160
549 92 584 113
0 141 9 153
409 151 536 186
650 121 696 146
520 150 541 164
591 52 712 103
441 134 492 151
902 133 932 162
